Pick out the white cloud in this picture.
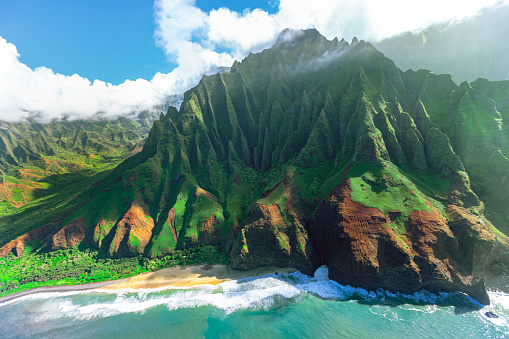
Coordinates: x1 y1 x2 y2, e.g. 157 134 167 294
0 37 200 122
0 0 507 121
155 0 509 75
275 0 509 41
207 8 279 56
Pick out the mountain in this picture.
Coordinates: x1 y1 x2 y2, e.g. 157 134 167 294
1 29 509 304
0 112 159 239
0 111 159 175
374 4 509 84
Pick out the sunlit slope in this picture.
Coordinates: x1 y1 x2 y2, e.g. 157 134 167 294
0 112 159 240
2 29 509 304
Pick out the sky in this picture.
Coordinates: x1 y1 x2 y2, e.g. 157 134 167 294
0 0 507 122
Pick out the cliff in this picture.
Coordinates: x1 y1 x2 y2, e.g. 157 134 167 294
2 29 509 304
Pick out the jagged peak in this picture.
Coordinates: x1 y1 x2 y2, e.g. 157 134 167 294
274 28 321 47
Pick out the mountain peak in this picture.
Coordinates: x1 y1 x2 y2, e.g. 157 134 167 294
274 28 321 47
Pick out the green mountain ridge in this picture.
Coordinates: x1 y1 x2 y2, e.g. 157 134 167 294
0 111 159 240
0 111 159 174
1 29 508 304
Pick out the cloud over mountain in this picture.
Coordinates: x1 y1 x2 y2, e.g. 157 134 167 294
0 0 506 121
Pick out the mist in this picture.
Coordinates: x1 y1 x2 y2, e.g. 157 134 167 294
374 3 509 84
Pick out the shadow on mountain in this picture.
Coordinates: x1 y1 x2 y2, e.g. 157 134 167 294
0 168 113 247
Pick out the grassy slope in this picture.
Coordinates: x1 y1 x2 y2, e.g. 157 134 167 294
1 30 509 297
0 113 158 244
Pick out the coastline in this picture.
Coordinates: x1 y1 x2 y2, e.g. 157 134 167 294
0 264 297 304
101 264 297 290
0 279 122 304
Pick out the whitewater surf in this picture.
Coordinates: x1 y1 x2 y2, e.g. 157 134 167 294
0 266 507 338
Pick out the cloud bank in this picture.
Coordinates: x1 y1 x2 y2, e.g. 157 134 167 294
1 0 507 121
0 37 198 122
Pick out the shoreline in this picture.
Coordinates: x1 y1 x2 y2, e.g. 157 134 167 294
0 279 122 304
100 264 297 290
0 264 297 304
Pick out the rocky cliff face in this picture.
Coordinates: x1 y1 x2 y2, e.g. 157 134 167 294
311 180 490 304
1 29 508 304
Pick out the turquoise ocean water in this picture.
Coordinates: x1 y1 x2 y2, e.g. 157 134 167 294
0 266 507 338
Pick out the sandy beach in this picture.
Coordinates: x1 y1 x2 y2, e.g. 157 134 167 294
101 264 297 290
0 265 297 304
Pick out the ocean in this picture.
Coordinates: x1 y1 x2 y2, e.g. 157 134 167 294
0 266 507 338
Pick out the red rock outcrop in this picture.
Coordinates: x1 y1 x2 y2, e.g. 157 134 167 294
49 219 88 250
108 203 154 257
167 207 178 243
230 180 316 275
0 223 57 257
231 203 290 269
310 180 490 304
198 214 222 245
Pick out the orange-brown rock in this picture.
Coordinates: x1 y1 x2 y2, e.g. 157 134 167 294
167 207 178 243
230 193 316 275
406 209 489 304
310 180 490 304
198 214 222 244
108 203 154 257
49 219 88 251
194 188 224 246
0 223 57 257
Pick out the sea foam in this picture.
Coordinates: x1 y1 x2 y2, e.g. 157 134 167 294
2 265 508 328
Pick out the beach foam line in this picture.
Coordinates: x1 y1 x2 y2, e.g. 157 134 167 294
0 279 119 306
0 289 109 308
2 265 508 329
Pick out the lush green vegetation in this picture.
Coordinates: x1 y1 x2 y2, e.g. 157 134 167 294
0 245 229 298
0 113 159 246
1 28 509 300
347 163 429 215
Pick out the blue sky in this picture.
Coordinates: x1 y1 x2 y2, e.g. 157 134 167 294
0 1 169 85
0 0 276 85
0 0 506 121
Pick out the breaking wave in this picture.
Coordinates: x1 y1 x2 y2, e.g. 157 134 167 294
1 265 508 336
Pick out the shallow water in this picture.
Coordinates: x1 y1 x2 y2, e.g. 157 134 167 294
0 266 507 338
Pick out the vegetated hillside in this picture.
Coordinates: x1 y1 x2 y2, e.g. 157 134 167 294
374 4 509 84
2 29 509 304
0 111 159 239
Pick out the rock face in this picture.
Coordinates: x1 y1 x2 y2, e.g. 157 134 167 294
311 181 490 304
1 28 509 304
108 204 155 257
49 219 88 251
446 205 509 292
0 224 58 257
230 202 315 275
311 181 413 290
